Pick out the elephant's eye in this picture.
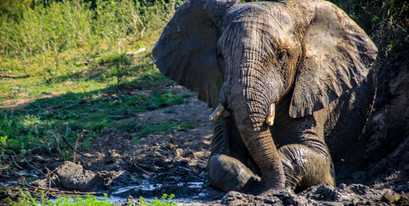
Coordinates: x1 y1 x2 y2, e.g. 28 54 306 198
217 51 224 60
216 50 226 73
277 50 287 64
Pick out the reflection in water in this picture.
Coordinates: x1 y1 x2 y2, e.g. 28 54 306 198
109 180 208 204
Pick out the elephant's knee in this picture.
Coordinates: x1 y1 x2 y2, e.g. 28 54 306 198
207 154 258 192
279 145 335 190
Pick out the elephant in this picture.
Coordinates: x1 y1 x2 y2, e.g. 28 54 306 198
153 0 378 194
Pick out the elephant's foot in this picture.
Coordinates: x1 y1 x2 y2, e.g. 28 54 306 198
279 143 335 191
208 154 260 192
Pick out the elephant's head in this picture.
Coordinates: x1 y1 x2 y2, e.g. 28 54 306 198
153 0 377 192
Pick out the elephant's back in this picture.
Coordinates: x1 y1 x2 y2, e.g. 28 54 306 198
324 70 376 172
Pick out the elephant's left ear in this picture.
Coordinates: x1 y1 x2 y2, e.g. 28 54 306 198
289 1 378 118
153 0 239 108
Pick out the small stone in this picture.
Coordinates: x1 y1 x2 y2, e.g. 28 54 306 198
175 148 184 158
193 151 205 159
31 178 48 188
339 183 347 189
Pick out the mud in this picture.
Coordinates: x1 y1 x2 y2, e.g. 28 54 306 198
222 185 409 206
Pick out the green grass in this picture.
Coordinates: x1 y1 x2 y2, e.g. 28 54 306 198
0 0 174 103
0 0 173 58
0 83 187 156
0 46 167 103
139 194 177 206
0 43 187 162
9 192 113 206
6 190 177 206
0 0 191 162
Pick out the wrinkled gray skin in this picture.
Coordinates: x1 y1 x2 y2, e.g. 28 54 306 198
153 0 377 194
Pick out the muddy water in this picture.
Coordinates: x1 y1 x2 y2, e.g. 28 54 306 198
106 180 216 205
104 196 211 206
111 180 205 197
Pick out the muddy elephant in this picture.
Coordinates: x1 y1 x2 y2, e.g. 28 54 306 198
153 0 377 194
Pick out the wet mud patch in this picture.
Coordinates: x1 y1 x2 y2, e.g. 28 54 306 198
221 185 409 206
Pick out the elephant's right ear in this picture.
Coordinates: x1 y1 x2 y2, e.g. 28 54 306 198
289 1 377 118
153 0 238 107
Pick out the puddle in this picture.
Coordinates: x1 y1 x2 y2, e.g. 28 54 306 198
111 180 206 198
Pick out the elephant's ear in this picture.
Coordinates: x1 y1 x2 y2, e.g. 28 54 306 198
289 1 377 118
153 0 238 107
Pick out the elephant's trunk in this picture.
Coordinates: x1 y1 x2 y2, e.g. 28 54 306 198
227 52 286 190
230 88 285 191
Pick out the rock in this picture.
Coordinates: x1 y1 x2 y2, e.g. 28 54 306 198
31 178 48 188
54 161 104 191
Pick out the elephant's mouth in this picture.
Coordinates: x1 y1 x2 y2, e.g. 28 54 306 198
209 103 276 127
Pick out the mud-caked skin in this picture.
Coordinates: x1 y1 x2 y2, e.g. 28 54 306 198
153 0 378 194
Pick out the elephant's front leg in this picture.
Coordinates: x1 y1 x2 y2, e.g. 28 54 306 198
207 118 260 192
276 113 336 190
279 140 335 190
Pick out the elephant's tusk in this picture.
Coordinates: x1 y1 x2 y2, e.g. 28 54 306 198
209 104 226 122
266 104 276 126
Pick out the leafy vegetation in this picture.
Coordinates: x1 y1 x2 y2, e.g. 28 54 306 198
328 0 409 104
330 0 409 32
